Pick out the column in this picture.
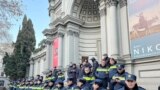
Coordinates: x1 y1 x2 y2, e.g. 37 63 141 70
107 0 119 59
119 0 133 74
58 32 64 68
46 39 53 70
29 60 34 77
73 32 79 63
66 30 74 65
119 0 130 59
99 0 108 55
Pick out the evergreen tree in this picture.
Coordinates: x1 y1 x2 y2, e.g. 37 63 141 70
3 15 36 79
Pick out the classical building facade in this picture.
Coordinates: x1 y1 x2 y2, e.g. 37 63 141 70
29 47 47 77
41 0 160 89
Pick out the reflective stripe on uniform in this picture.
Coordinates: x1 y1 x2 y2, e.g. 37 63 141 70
46 77 55 81
35 87 43 90
108 65 117 71
96 68 108 73
83 76 95 81
58 75 65 78
112 76 125 80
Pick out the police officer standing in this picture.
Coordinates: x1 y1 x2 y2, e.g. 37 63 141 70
82 66 95 87
95 59 109 89
91 57 99 76
111 64 128 90
118 74 145 90
57 70 65 81
67 64 79 83
108 58 117 90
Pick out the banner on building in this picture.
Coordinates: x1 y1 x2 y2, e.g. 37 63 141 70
53 38 59 67
128 0 160 59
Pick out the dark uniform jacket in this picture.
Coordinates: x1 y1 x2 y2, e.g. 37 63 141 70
111 71 128 90
66 84 77 90
108 64 117 90
95 65 109 88
118 84 146 90
67 67 79 82
54 87 67 90
82 72 95 85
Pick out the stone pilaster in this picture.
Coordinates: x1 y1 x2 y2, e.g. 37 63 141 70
46 38 53 70
99 0 108 55
119 0 131 60
106 0 119 59
73 31 79 63
57 32 64 68
29 60 34 77
66 30 74 66
65 23 79 66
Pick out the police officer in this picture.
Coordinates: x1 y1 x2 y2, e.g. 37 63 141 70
57 70 65 81
111 64 128 90
46 70 56 81
108 58 117 90
53 67 58 79
76 78 90 90
66 77 77 89
28 79 34 90
9 81 14 90
82 66 95 87
19 79 26 90
43 80 49 90
91 57 99 76
118 74 145 90
45 79 56 90
24 80 30 90
67 64 79 83
54 80 66 90
91 79 106 90
95 59 109 89
34 79 43 90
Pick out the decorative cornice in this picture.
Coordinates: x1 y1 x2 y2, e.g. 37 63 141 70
50 15 100 28
99 8 106 16
119 0 127 8
46 39 52 45
74 31 79 37
43 28 57 36
107 0 118 7
58 32 64 37
67 30 79 37
48 0 62 16
67 30 74 36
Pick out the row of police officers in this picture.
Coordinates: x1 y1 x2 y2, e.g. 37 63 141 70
9 56 145 90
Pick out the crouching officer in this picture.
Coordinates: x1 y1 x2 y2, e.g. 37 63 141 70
91 79 106 90
76 78 90 90
54 80 66 90
118 74 145 90
111 64 128 90
66 77 77 89
34 79 43 90
45 79 56 90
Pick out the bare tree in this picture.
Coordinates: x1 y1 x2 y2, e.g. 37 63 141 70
0 0 23 43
